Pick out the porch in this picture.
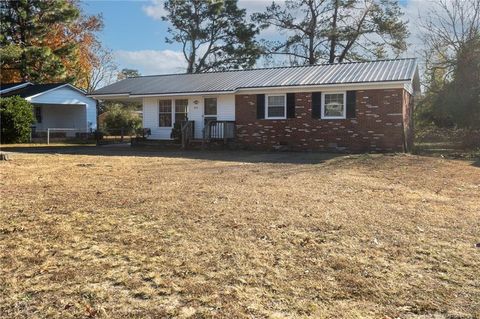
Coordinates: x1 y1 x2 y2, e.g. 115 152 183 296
180 119 236 148
32 103 91 137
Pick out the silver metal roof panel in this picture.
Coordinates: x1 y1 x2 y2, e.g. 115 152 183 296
91 58 417 96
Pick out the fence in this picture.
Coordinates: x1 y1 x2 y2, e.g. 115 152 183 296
30 127 94 144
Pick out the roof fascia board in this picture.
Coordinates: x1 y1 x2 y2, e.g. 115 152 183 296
131 91 235 98
87 93 131 99
0 82 32 94
88 91 235 99
25 83 90 100
237 81 408 94
30 102 87 106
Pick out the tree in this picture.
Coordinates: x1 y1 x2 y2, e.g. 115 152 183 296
0 0 80 82
0 0 106 89
429 36 480 129
44 10 104 89
0 96 35 143
84 43 118 93
162 0 260 73
416 0 480 130
420 0 480 79
117 68 140 81
252 0 408 65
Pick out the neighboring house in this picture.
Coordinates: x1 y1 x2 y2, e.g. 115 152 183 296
90 58 420 152
0 82 97 136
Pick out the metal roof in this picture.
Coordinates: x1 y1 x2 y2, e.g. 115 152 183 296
0 83 67 98
91 58 417 97
0 82 28 91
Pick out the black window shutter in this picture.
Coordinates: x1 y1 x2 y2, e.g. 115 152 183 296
286 93 295 118
256 94 265 119
312 92 321 118
346 91 356 118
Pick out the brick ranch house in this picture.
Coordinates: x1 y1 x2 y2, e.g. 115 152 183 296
90 58 420 152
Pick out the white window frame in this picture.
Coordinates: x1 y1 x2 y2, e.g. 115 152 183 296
158 99 173 128
321 92 346 119
174 99 189 124
265 94 287 120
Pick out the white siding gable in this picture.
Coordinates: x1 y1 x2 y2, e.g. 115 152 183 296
27 85 97 130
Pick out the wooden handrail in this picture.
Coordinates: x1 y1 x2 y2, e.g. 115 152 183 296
204 120 235 144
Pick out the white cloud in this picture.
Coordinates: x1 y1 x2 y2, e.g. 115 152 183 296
115 49 186 75
142 0 280 21
142 0 165 20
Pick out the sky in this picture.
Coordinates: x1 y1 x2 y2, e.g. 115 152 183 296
80 0 428 76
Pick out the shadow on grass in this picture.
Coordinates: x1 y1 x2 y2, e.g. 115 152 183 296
1 144 346 165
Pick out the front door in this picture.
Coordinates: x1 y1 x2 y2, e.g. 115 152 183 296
203 97 217 138
204 97 217 123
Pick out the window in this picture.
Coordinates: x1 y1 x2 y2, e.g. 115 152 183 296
204 98 217 116
175 99 188 124
34 106 42 123
159 100 172 127
322 92 346 119
266 94 286 119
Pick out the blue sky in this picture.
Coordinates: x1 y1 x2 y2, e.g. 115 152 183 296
81 0 421 76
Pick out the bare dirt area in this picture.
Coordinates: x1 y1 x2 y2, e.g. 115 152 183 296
1 147 479 318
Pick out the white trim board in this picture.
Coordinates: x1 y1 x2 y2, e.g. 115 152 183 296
25 83 87 100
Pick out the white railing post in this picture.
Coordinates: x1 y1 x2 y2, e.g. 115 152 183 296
47 128 50 145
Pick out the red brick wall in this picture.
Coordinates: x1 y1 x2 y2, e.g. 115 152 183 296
235 89 409 152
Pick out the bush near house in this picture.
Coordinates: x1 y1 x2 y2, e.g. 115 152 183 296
102 105 141 135
0 96 35 143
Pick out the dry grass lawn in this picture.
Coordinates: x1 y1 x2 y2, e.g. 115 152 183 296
1 147 479 318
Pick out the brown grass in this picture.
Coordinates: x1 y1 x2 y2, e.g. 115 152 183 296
1 148 479 318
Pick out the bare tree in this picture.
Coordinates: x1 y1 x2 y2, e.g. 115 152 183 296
84 43 118 93
420 0 480 78
253 0 409 65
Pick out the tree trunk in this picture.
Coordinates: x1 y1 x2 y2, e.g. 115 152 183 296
329 0 339 63
187 40 196 74
307 0 317 65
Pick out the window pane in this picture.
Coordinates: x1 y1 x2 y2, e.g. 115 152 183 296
35 106 42 123
175 99 188 113
268 106 285 117
159 100 172 113
267 95 285 118
324 94 345 117
204 98 217 115
159 100 172 127
268 95 285 106
159 114 172 127
175 113 187 123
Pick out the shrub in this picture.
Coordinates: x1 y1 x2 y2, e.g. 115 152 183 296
0 96 35 143
102 105 141 135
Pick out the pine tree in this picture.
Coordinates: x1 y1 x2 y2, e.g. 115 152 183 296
0 0 80 82
162 0 260 73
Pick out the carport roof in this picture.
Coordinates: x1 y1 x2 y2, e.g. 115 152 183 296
0 83 67 98
90 58 418 98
